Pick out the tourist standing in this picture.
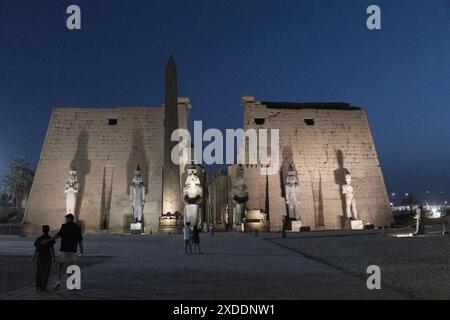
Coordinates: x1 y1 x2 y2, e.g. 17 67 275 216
183 222 193 254
192 225 201 254
210 223 215 237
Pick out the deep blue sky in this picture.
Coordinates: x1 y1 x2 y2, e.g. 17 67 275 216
0 0 449 203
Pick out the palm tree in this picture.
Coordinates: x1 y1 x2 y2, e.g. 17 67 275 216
401 194 418 215
1 157 34 207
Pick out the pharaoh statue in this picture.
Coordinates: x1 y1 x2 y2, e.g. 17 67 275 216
285 164 301 220
64 166 79 216
342 171 358 220
231 164 248 226
183 163 203 226
129 165 146 223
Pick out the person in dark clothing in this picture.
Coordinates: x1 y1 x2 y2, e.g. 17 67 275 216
32 225 56 291
44 214 83 290
183 222 193 254
192 225 201 254
281 217 287 238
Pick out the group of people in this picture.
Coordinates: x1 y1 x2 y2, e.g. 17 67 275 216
32 213 217 290
183 222 215 254
32 213 83 291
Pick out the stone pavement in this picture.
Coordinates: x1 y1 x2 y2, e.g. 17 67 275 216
0 232 406 300
267 227 450 299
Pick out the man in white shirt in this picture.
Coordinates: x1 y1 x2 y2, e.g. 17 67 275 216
183 222 193 254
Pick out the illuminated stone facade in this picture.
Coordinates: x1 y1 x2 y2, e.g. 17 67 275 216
23 101 190 234
232 97 393 232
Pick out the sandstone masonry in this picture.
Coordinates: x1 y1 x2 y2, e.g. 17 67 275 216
23 101 190 234
233 96 392 231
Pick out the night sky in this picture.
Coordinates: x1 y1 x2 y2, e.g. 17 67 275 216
0 0 449 203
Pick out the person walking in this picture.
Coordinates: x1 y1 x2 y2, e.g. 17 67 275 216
192 225 201 254
32 225 56 291
44 214 83 290
183 222 193 254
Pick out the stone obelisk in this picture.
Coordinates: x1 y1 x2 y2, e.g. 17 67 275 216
162 55 181 216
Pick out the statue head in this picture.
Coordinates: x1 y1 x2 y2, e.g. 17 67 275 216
345 170 352 185
236 164 245 178
187 162 197 176
68 166 78 183
132 165 144 185
285 164 299 187
69 166 77 177
185 163 200 188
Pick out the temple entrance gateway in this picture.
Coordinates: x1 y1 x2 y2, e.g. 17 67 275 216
23 63 393 234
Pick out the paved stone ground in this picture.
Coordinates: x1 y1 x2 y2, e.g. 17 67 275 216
267 226 450 300
0 232 407 300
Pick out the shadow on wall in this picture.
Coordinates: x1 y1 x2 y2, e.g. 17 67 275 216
334 149 347 219
100 165 114 230
197 165 207 226
312 173 325 227
181 166 187 217
127 127 149 194
71 130 91 228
